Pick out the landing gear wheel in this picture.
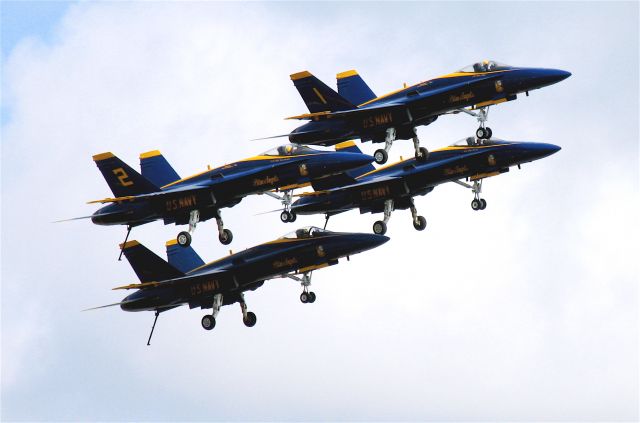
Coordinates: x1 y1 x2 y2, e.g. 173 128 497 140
476 127 487 139
243 311 257 327
485 127 492 139
373 220 387 235
201 315 216 330
288 211 297 222
219 229 233 245
307 292 316 303
300 292 309 303
471 199 481 211
280 211 290 223
413 216 427 231
480 199 487 210
416 147 429 162
177 231 192 247
374 149 388 165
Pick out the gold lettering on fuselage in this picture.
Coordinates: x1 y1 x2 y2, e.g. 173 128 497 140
165 194 197 211
360 185 391 201
362 112 393 129
448 91 475 103
253 175 280 187
190 279 219 296
443 165 469 176
273 257 298 269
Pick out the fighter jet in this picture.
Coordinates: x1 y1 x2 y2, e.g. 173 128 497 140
85 143 374 255
285 60 570 164
87 227 389 344
290 137 561 235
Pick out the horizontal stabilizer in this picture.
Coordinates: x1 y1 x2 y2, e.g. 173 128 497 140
166 239 205 274
290 71 355 113
337 70 377 105
120 240 184 282
139 150 181 188
334 140 375 178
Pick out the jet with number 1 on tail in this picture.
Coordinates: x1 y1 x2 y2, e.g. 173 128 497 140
83 143 374 255
284 60 570 164
86 227 388 345
290 137 561 235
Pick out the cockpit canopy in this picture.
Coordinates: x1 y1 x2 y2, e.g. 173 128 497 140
450 137 506 147
262 143 318 157
280 226 329 239
458 60 511 73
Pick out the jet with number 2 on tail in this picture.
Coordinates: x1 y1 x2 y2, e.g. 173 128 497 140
85 227 388 345
290 137 560 235
284 60 570 164
84 143 374 256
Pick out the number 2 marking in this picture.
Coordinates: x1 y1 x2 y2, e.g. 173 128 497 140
113 168 133 186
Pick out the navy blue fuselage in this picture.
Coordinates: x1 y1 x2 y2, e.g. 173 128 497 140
289 62 571 145
291 139 560 216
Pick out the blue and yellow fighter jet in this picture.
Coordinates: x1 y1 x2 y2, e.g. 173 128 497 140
290 137 561 235
88 143 374 253
285 60 570 164
88 227 388 344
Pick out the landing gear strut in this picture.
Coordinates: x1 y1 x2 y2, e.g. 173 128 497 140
266 190 297 223
373 127 429 165
214 210 233 245
286 272 316 304
146 310 160 346
239 293 257 327
452 179 487 211
458 106 492 140
118 225 132 261
373 199 394 235
410 199 427 231
177 209 199 247
201 293 223 331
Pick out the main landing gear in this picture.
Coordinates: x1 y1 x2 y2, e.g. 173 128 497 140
373 127 429 165
176 209 233 248
452 179 487 211
457 106 493 140
372 198 427 235
265 190 297 223
201 293 257 331
286 272 316 304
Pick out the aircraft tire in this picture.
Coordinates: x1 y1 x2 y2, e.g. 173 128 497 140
308 292 316 303
201 315 216 330
288 211 297 222
219 229 233 245
471 199 481 210
476 127 487 139
417 147 429 162
480 199 487 210
485 127 492 139
177 231 192 248
413 216 427 231
280 211 290 223
374 149 388 165
300 292 309 303
373 220 387 235
243 312 257 327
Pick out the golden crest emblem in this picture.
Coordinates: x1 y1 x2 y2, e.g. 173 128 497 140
488 154 496 166
316 245 326 258
495 80 504 93
299 163 309 177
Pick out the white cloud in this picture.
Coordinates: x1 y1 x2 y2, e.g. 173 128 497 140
1 2 638 421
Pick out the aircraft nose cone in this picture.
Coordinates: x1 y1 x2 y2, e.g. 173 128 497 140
535 68 572 87
522 142 561 161
351 233 390 252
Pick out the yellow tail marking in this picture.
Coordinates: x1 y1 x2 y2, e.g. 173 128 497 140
140 150 162 159
119 240 140 249
336 70 358 79
313 88 327 104
290 70 312 81
166 239 178 247
335 140 356 150
92 152 114 161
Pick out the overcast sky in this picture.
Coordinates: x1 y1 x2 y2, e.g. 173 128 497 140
1 1 638 421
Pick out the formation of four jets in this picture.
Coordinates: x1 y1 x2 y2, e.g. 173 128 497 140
79 60 570 344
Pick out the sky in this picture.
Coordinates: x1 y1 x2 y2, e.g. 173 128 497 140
1 1 638 421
